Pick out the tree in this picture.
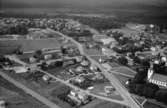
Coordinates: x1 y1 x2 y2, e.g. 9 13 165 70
133 56 141 64
133 69 147 84
40 62 48 70
141 59 150 69
51 85 71 97
134 84 144 96
155 90 167 103
61 46 67 54
14 45 23 55
55 61 63 67
118 56 128 65
142 85 157 98
128 82 136 93
34 50 42 59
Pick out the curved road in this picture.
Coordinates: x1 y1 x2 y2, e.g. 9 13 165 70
6 55 128 106
55 31 142 108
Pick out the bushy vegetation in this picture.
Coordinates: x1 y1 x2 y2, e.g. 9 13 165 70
72 17 125 31
1 24 28 35
66 30 93 37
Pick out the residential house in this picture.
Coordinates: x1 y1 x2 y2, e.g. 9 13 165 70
68 90 89 106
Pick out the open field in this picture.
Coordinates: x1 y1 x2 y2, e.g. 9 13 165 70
81 98 126 108
83 46 103 56
2 70 73 108
0 39 61 52
113 73 130 87
46 64 79 81
158 33 167 40
107 62 121 68
90 56 108 61
90 82 124 101
0 75 48 108
17 53 34 63
144 102 165 108
114 67 136 76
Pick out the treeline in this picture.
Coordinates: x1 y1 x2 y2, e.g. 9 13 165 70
0 24 28 35
66 30 93 37
71 17 125 31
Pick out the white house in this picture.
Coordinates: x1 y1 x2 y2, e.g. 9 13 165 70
100 38 116 45
13 66 29 74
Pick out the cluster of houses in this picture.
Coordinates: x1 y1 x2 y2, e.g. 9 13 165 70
67 90 91 106
0 17 83 36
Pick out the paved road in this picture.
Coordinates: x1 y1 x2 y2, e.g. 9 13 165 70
0 70 61 108
5 29 141 108
7 55 128 106
38 69 128 106
5 55 27 66
54 31 142 108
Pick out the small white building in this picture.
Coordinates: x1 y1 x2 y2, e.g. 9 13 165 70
0 100 6 108
75 66 84 73
13 66 29 74
74 77 85 83
104 86 115 94
102 47 116 57
80 60 89 67
43 54 52 60
68 90 89 105
42 74 51 82
75 56 83 63
29 57 37 63
100 38 116 45
102 63 112 71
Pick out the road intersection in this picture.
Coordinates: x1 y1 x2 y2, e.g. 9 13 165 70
0 29 145 108
55 31 142 108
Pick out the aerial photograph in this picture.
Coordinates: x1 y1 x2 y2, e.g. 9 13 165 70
0 0 167 108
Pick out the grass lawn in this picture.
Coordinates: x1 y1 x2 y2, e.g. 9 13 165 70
84 46 103 56
3 70 73 108
158 33 167 41
17 53 34 63
81 99 126 108
108 62 121 68
113 73 130 88
90 56 108 62
46 66 75 81
0 38 62 54
115 67 136 76
144 102 165 108
90 82 124 101
0 76 48 108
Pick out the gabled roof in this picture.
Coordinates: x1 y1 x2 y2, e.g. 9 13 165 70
151 73 167 84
